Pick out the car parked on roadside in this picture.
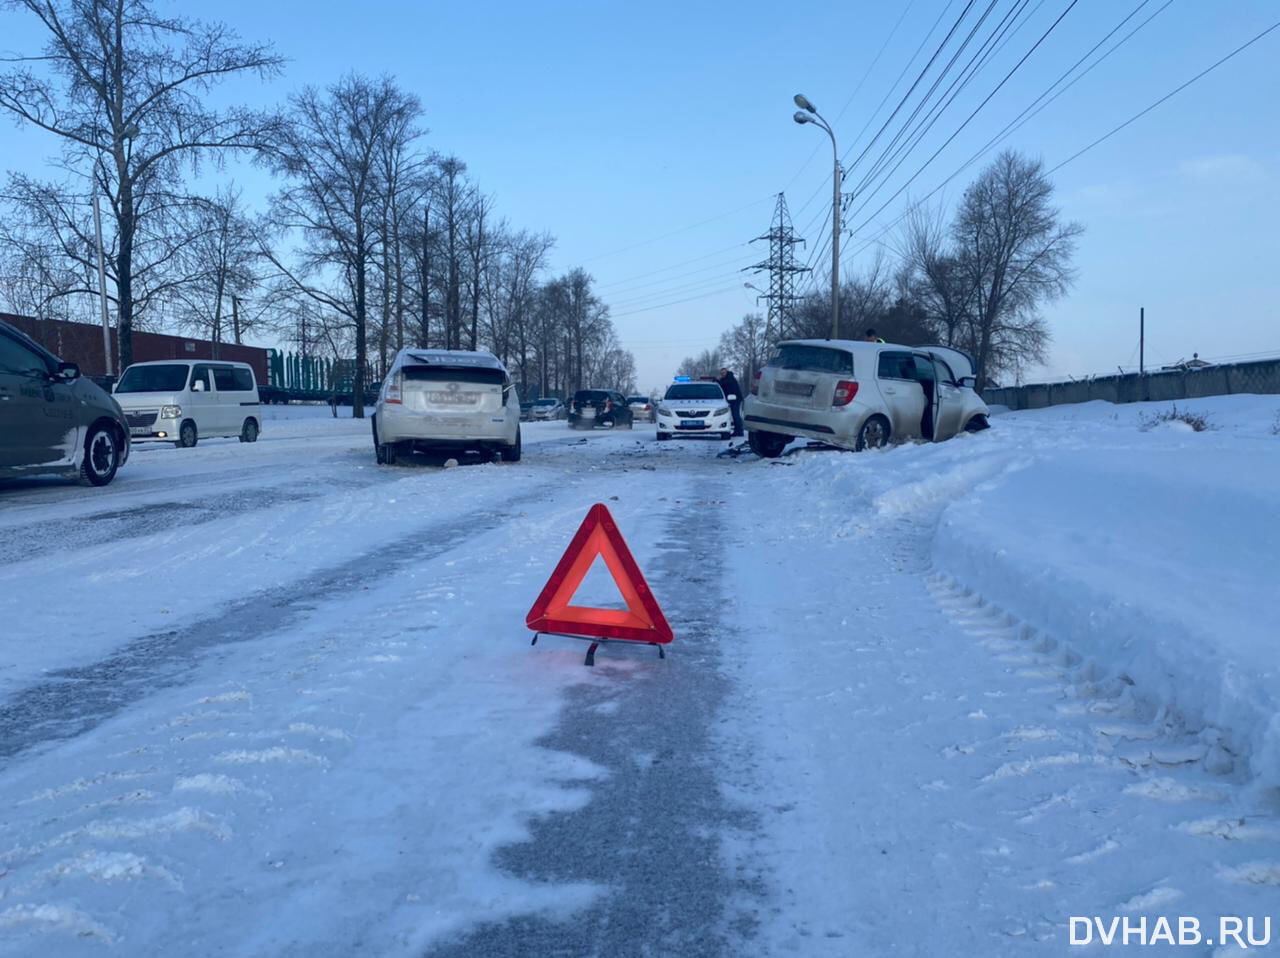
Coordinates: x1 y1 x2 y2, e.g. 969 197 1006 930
743 339 990 458
113 360 261 448
627 395 655 423
0 317 130 486
655 380 733 441
530 397 567 421
568 389 633 429
519 401 535 421
372 348 522 464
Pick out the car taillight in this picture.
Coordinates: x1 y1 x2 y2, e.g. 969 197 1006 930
385 372 403 404
605 399 612 412
751 369 762 395
833 380 859 406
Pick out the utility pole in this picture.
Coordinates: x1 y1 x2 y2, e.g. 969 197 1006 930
1139 306 1145 375
92 192 113 377
830 156 841 339
232 294 241 344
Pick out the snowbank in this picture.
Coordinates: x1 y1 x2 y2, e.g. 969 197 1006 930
933 395 1280 782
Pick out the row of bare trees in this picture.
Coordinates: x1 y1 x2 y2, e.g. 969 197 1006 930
0 0 634 416
701 151 1081 390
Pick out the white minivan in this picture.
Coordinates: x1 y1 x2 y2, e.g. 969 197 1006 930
113 360 262 448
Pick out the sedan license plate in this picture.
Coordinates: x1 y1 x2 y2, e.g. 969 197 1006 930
130 426 150 436
581 408 595 417
677 419 704 429
426 391 479 405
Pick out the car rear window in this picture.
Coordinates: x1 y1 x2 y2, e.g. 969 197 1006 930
627 396 648 404
115 364 190 393
574 390 608 402
768 344 854 375
664 384 722 400
534 398 559 406
403 366 505 386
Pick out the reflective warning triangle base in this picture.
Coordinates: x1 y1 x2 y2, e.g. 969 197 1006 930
526 503 673 645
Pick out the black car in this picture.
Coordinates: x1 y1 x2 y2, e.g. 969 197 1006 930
568 389 633 429
0 318 131 486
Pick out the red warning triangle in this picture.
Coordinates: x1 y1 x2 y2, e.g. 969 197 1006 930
526 503 673 644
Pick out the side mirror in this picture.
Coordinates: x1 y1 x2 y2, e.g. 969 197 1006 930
56 361 80 381
725 394 738 401
959 376 976 389
192 380 206 392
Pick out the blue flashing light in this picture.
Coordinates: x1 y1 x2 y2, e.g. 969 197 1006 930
673 375 692 382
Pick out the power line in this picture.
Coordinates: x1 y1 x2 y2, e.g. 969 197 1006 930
608 283 744 319
1047 18 1280 175
842 2 1255 259
578 195 773 263
843 0 1081 236
594 241 750 288
782 0 922 193
791 0 966 227
851 0 1049 198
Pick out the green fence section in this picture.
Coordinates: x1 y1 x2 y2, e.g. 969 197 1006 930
265 350 377 401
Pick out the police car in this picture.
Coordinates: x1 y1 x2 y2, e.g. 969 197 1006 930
655 377 734 441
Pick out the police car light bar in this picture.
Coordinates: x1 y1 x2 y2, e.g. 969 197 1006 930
672 375 692 382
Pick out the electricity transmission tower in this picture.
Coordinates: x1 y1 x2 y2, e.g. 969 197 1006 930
746 193 808 343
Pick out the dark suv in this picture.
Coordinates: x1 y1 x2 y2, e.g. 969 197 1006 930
568 389 633 429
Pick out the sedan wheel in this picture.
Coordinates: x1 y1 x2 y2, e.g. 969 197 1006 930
79 424 120 486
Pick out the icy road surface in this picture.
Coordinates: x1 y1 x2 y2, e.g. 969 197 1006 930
0 399 1277 956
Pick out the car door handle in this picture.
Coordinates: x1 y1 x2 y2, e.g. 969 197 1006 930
883 387 896 395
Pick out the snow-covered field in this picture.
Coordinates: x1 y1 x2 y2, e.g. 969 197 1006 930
0 396 1277 955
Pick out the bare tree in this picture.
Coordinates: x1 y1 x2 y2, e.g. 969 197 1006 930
951 150 1082 386
262 74 421 418
718 313 769 385
435 156 469 349
0 0 281 367
677 348 723 379
899 201 971 348
170 185 261 350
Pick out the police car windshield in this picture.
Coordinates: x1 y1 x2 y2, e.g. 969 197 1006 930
665 383 722 400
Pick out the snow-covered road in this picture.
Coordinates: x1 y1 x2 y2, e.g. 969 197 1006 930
1 399 1277 956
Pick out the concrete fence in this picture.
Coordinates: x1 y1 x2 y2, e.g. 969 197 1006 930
983 358 1280 411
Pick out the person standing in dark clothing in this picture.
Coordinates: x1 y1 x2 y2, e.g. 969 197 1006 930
717 367 744 437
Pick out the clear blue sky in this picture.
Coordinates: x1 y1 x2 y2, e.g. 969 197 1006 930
3 0 1278 390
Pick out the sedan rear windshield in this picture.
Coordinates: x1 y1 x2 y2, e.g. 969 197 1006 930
402 366 504 386
534 398 560 406
664 383 723 400
115 364 190 393
574 390 609 402
767 345 854 375
627 396 649 404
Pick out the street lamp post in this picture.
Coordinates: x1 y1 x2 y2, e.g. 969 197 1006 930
793 94 840 339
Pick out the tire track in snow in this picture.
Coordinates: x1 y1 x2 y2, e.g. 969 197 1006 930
0 484 556 765
428 468 762 958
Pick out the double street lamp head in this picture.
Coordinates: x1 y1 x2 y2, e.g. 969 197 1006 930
793 93 817 114
793 111 811 125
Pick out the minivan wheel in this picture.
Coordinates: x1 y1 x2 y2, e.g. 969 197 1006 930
79 423 120 486
177 420 198 448
239 418 259 443
855 415 890 451
747 429 788 458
